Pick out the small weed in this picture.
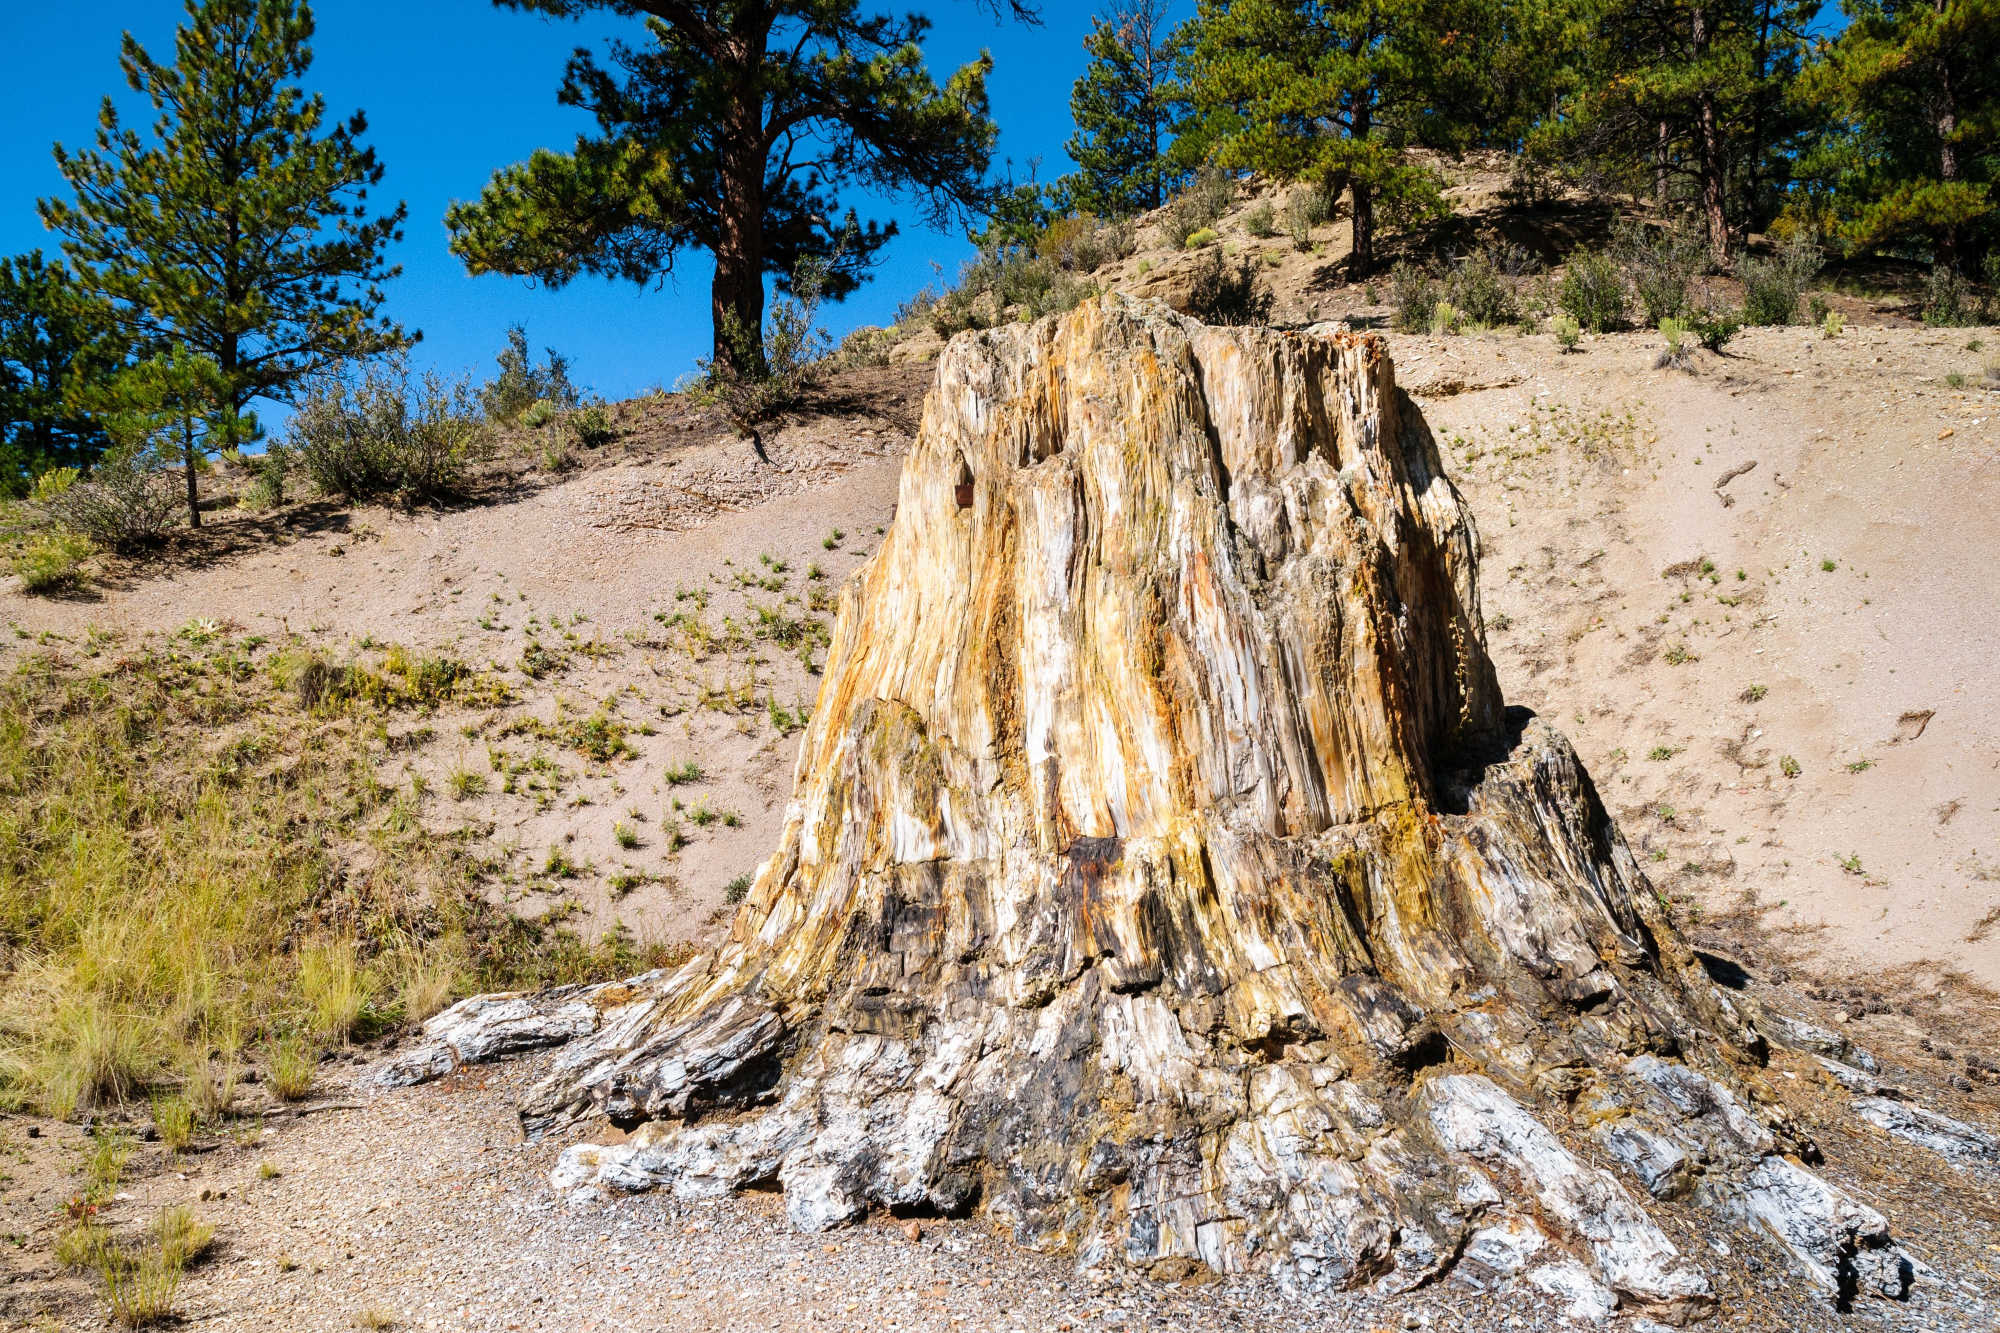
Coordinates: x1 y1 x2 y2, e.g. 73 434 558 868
102 1248 181 1327
1663 643 1696 665
663 760 703 786
1741 683 1767 702
152 1095 196 1153
259 1160 280 1180
723 874 753 904
1840 852 1864 876
614 821 640 850
1944 371 1968 389
269 1037 316 1102
1846 758 1874 773
1820 557 1836 572
544 847 582 879
156 1205 213 1268
448 765 487 800
355 1309 396 1331
1780 755 1801 779
1647 745 1680 761
1657 804 1678 825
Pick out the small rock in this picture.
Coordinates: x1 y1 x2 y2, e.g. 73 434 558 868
902 1220 923 1243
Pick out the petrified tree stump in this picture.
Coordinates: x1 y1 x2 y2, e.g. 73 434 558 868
394 296 1919 1321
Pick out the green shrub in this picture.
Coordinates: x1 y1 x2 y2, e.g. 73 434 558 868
1243 202 1276 238
519 398 557 429
1035 215 1134 272
1552 311 1582 352
1158 169 1235 248
34 444 180 550
1391 262 1444 332
240 445 288 511
1184 227 1220 249
11 529 92 593
1821 309 1844 338
1739 230 1821 326
481 325 578 424
1614 220 1705 327
835 325 897 368
1443 250 1518 327
291 360 485 506
1655 317 1694 371
1429 300 1460 336
1693 304 1742 352
1923 265 1979 327
1558 249 1627 332
1179 251 1272 326
568 404 616 450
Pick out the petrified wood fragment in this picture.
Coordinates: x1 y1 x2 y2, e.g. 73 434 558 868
395 296 1920 1320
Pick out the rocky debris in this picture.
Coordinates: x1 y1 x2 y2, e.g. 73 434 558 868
1423 1074 1711 1321
1852 1096 2000 1165
410 297 1942 1318
1763 1010 1879 1071
378 978 668 1087
1738 1156 1911 1305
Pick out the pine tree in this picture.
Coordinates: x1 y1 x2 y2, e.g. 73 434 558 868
1800 0 1999 269
1177 0 1513 275
39 0 409 523
0 252 119 495
449 1 1008 378
1535 1 1823 265
1061 2 1184 218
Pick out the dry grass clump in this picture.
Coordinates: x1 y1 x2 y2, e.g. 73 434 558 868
0 630 681 1119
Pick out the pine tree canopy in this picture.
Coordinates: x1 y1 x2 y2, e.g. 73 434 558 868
1800 0 1999 264
1178 0 1510 273
1061 2 1183 218
449 0 1007 374
0 251 120 494
38 0 409 443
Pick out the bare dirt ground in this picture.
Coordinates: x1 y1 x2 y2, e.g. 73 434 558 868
4 308 2000 1328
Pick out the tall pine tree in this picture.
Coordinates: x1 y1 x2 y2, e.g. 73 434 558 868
1178 0 1516 274
0 252 119 495
1061 2 1184 218
1801 0 1999 268
1534 0 1823 265
448 1 1007 377
40 0 408 524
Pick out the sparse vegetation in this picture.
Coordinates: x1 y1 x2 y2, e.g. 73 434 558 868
1558 249 1626 333
290 359 485 506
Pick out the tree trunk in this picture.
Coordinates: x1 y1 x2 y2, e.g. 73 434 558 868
183 415 200 529
1692 8 1728 265
1349 94 1375 276
1936 55 1960 270
710 37 769 378
1656 119 1671 207
392 297 1931 1317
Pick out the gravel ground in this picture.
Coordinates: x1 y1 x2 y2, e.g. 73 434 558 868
0 1034 1962 1333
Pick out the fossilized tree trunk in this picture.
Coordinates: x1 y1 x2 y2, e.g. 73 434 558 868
394 296 1918 1321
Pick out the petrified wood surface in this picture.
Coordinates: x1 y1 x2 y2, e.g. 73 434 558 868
393 296 1923 1321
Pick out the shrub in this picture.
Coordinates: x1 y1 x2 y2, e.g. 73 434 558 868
1739 230 1821 326
1391 262 1444 332
152 1094 196 1152
1693 304 1742 352
1183 227 1220 249
291 361 484 506
269 1036 315 1102
240 445 288 511
1655 317 1694 371
1552 311 1582 352
1284 186 1332 250
1614 220 1705 327
1429 300 1460 337
568 404 616 450
1243 202 1276 238
834 325 897 368
36 444 181 550
519 398 557 429
1158 169 1235 249
1923 265 1979 326
1035 215 1133 272
1558 249 1627 332
1821 309 1844 338
481 325 578 424
1179 251 1272 326
11 529 92 593
1443 249 1518 327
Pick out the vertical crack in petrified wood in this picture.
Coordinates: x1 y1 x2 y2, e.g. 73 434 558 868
394 296 1921 1321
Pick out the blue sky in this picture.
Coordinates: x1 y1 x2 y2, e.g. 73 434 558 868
0 1 1188 414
